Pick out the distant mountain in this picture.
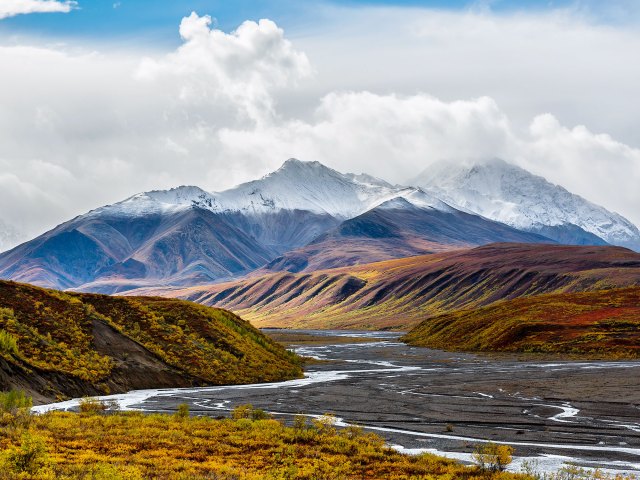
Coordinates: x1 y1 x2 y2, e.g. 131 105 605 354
261 196 551 274
133 243 640 330
0 201 274 292
2 159 556 293
412 158 640 250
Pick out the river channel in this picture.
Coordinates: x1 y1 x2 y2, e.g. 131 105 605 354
34 330 640 475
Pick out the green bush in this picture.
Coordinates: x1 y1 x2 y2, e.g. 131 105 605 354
0 329 18 356
0 389 32 413
176 403 190 419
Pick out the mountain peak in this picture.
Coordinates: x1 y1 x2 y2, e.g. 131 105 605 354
413 159 640 250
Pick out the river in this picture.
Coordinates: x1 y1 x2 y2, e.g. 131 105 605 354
34 330 640 476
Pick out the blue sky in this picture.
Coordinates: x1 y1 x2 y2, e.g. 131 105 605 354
1 0 633 47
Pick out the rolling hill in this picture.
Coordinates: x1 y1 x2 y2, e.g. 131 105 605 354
130 243 640 330
402 286 640 358
0 280 302 404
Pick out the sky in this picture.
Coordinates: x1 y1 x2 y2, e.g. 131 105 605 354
0 0 639 249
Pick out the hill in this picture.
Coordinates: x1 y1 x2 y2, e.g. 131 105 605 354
0 280 302 404
132 243 640 330
402 286 640 358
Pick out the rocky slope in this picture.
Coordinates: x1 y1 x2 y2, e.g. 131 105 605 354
0 280 302 404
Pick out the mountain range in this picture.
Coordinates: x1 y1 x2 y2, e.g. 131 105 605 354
1 158 638 293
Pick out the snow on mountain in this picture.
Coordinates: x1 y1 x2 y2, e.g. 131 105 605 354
89 159 452 221
412 158 640 250
208 159 451 218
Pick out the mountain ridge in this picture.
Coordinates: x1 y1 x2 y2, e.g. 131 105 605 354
2 158 638 293
127 243 640 330
413 158 640 249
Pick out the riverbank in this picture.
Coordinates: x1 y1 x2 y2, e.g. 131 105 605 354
32 330 640 476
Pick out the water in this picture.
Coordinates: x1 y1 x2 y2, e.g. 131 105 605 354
35 330 640 475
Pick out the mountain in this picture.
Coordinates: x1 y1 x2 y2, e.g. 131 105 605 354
0 280 302 404
1 159 555 293
130 243 640 330
402 286 640 358
0 196 275 292
260 197 552 274
412 158 640 250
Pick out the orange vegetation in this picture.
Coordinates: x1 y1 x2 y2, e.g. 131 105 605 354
403 286 640 358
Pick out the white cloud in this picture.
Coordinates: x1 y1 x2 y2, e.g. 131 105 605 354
136 13 311 125
0 8 639 250
0 0 77 19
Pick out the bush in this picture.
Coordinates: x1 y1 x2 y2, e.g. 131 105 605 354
3 431 49 475
0 329 18 356
473 442 514 472
0 390 33 434
176 403 190 418
78 397 108 415
0 389 32 413
231 404 271 421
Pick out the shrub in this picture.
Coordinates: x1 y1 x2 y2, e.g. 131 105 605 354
0 390 33 434
78 397 108 415
176 403 190 418
473 442 514 472
3 431 49 475
0 389 32 413
231 404 271 421
0 329 18 356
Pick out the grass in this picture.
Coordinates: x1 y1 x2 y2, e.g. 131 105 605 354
0 404 532 480
402 287 640 358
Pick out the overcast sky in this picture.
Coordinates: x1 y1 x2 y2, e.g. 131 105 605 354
0 0 639 249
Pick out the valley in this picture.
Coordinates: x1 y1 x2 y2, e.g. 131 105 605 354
35 330 640 476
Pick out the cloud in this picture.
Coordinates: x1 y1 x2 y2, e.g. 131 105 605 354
0 8 639 251
136 12 311 125
0 0 77 19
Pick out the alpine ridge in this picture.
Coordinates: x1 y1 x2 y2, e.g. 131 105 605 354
413 158 640 250
1 158 638 293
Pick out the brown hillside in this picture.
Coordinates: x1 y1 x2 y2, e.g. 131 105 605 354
129 243 640 330
0 281 302 404
402 286 640 358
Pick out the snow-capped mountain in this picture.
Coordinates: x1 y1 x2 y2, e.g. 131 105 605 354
413 158 640 250
0 159 553 292
94 159 451 220
208 158 452 218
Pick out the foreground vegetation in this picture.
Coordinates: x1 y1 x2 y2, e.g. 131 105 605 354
403 287 640 358
0 392 636 480
0 280 302 401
